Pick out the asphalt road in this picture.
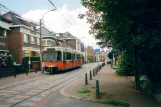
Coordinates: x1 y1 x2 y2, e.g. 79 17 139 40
0 63 102 107
44 92 112 107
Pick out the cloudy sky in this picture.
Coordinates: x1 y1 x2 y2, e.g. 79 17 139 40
0 0 102 49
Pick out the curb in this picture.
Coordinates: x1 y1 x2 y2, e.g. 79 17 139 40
60 77 104 103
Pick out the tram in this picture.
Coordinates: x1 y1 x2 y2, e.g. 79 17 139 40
43 46 84 73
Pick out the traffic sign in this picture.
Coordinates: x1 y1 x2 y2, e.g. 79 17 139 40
95 49 100 55
28 48 31 53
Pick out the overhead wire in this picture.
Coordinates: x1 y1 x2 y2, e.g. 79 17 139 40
48 0 72 25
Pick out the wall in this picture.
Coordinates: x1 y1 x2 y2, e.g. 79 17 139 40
66 39 76 49
8 27 23 64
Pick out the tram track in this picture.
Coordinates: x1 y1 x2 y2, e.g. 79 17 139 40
0 75 50 90
0 63 98 106
11 66 93 107
0 64 91 90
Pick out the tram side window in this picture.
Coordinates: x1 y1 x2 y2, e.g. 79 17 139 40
72 53 75 60
77 54 80 60
66 52 72 60
57 51 62 61
63 52 66 61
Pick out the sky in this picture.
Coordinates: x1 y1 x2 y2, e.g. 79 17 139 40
0 0 103 50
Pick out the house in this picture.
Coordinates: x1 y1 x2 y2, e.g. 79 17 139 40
37 26 64 48
86 46 95 62
3 12 40 64
0 15 12 56
57 32 83 52
99 50 105 62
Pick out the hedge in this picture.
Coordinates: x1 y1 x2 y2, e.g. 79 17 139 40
22 56 40 67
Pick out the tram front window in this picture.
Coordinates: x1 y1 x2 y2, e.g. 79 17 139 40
44 50 58 62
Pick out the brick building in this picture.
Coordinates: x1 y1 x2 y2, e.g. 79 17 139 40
3 12 40 64
99 50 105 62
57 32 83 52
37 26 64 48
86 46 95 62
0 15 12 56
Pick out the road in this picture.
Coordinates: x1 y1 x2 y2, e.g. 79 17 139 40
0 63 106 107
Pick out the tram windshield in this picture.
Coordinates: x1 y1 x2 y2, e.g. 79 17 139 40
44 50 58 62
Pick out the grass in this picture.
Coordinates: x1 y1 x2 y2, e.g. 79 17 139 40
77 88 90 93
104 99 130 107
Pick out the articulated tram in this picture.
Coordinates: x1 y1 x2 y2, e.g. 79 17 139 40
43 46 84 73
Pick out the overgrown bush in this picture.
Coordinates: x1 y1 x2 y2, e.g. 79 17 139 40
116 52 134 76
140 75 153 96
0 55 14 68
108 51 113 59
107 60 111 64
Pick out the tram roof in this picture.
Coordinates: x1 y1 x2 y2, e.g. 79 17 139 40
44 46 83 54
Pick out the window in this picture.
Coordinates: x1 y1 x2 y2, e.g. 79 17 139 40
66 52 72 60
31 36 35 44
63 52 66 61
43 40 46 46
23 34 29 43
24 51 29 56
77 54 81 60
37 38 40 45
44 50 58 62
31 26 34 31
57 51 62 61
47 40 52 46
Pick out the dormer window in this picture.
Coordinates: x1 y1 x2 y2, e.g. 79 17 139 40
31 36 35 44
31 26 34 31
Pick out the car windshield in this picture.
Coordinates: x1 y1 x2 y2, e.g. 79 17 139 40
44 50 58 62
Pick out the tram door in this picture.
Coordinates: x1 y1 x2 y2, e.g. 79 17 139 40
63 51 66 70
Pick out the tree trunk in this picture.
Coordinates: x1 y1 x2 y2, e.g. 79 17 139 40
133 45 140 90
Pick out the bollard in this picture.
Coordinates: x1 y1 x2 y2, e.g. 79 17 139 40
93 69 95 76
90 70 92 80
14 69 16 78
96 80 100 98
85 73 88 85
95 68 97 74
26 68 28 75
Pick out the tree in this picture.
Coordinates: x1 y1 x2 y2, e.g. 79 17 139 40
81 0 161 91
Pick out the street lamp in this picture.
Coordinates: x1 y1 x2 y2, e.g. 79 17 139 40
40 9 56 73
79 37 86 63
42 9 56 25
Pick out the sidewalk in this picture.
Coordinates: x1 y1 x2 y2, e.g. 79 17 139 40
0 71 43 85
61 65 161 107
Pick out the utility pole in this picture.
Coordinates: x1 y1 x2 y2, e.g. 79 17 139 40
40 19 43 73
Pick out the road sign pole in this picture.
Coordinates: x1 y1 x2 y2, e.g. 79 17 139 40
28 49 31 74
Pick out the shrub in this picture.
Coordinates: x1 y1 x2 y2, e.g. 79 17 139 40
77 88 90 93
116 52 134 76
140 75 153 96
0 55 14 68
108 51 113 59
22 56 40 65
107 61 111 64
104 99 130 107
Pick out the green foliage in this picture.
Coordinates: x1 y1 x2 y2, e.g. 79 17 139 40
104 99 130 107
140 75 153 96
107 61 111 64
81 0 161 89
116 52 134 76
22 56 40 66
0 55 14 68
77 88 90 93
7 55 14 67
108 51 113 59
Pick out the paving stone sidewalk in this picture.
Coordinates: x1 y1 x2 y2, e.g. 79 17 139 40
61 65 161 107
0 71 43 85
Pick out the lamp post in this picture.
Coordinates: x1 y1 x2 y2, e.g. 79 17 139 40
40 9 56 73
